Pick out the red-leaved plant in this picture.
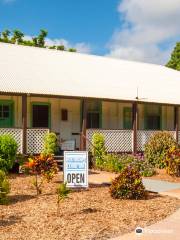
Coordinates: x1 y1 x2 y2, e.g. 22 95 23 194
24 154 58 195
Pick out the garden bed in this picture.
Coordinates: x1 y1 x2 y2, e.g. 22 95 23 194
0 173 180 240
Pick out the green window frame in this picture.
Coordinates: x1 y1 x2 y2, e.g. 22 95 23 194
0 100 14 128
123 107 132 130
31 102 51 128
144 104 162 130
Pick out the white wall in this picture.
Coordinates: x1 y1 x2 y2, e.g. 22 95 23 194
27 97 81 148
0 95 22 127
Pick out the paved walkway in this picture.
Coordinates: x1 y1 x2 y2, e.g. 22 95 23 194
88 170 180 240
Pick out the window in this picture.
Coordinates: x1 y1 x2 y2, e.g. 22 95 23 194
123 107 132 129
145 105 161 130
87 112 100 128
32 104 50 128
86 100 101 129
0 101 13 127
61 109 68 121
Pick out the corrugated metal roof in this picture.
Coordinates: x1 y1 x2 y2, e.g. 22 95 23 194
0 42 180 105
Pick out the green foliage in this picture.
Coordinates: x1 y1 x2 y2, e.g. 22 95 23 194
166 42 180 70
32 37 38 47
0 135 18 172
69 48 76 52
57 182 71 202
132 154 155 177
11 29 24 44
57 45 65 51
144 131 176 169
24 154 58 195
165 146 180 177
94 151 155 177
42 132 58 155
0 170 10 204
1 29 11 42
49 45 56 49
103 154 123 173
92 133 106 169
0 28 77 52
110 165 147 200
37 29 48 47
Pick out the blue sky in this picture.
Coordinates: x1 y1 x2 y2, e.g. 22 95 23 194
0 0 121 55
0 0 180 64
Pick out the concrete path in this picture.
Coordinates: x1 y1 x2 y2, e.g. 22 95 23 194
88 170 180 240
142 178 180 193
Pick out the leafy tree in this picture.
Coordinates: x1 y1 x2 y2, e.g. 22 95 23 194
11 29 24 44
0 28 77 52
37 29 48 47
1 29 11 42
32 37 38 47
69 48 76 52
166 42 180 70
49 45 56 49
57 45 65 51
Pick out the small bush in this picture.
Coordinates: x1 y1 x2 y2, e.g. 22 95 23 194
165 146 180 177
57 182 71 202
132 154 155 177
42 132 58 155
103 154 123 172
110 165 147 200
0 170 10 204
0 135 18 172
144 132 176 169
24 154 58 194
92 133 106 169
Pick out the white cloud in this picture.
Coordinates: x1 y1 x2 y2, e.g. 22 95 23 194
24 35 91 54
45 37 91 53
107 0 180 64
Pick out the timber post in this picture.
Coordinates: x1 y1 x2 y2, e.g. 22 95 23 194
132 102 138 154
80 99 87 151
22 94 27 154
175 106 179 143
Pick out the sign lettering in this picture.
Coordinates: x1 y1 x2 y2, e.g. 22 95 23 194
64 151 88 188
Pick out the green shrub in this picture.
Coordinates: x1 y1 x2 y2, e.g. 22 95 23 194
92 133 106 169
57 182 71 202
103 154 123 172
0 170 10 204
110 165 147 200
42 132 58 155
144 131 176 169
165 146 180 177
132 154 156 177
0 135 18 172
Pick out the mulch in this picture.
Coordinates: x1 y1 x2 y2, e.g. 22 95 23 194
0 173 180 240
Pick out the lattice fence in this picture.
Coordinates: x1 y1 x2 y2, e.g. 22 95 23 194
86 129 133 152
0 128 23 153
137 130 176 151
27 129 49 154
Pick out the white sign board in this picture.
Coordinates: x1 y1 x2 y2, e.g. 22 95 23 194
61 140 76 151
64 151 88 188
